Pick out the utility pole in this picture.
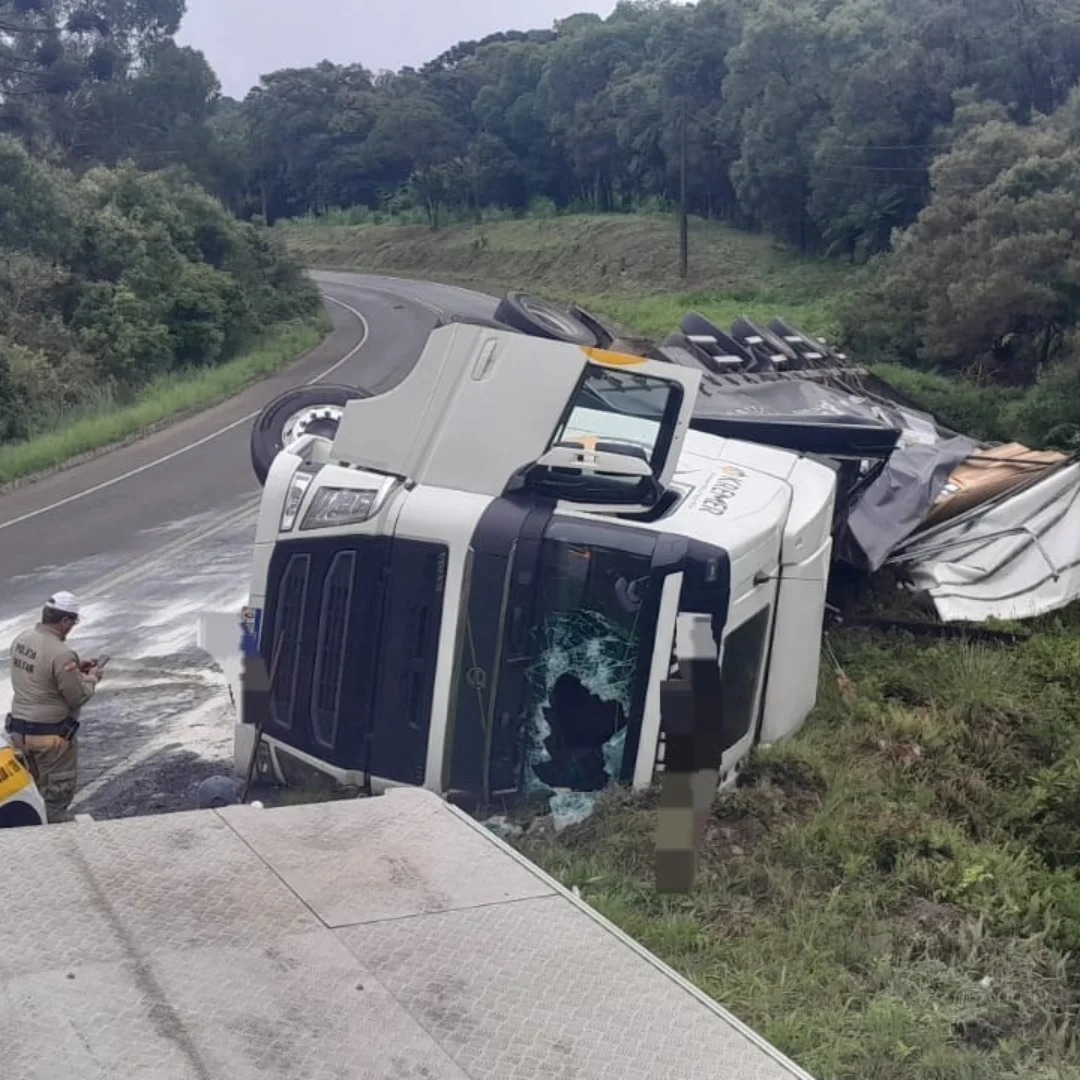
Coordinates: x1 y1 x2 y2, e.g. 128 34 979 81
679 104 688 279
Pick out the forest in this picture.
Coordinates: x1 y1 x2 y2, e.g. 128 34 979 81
4 0 1080 437
0 0 320 446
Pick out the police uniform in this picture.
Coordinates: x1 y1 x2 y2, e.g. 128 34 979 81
5 593 98 823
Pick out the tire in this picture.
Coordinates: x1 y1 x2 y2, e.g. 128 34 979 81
250 383 371 487
493 292 598 346
569 304 614 348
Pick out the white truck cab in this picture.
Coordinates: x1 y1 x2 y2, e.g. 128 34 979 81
212 323 837 811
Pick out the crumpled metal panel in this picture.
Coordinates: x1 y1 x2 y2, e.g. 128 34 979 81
897 460 1080 622
0 788 812 1080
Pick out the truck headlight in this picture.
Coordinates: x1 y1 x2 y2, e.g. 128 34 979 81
280 463 323 531
301 486 380 529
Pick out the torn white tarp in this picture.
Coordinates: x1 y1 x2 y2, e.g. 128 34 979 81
890 459 1080 623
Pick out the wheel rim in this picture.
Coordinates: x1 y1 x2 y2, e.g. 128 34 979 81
519 295 586 340
279 404 345 449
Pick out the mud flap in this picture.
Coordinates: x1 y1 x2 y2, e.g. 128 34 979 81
198 609 267 779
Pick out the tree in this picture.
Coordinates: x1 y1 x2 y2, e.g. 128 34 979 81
0 0 187 159
840 96 1080 384
242 61 376 221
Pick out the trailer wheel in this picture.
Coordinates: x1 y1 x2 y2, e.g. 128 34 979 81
250 383 370 486
493 292 598 346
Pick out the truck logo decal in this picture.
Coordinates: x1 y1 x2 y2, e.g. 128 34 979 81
699 464 747 517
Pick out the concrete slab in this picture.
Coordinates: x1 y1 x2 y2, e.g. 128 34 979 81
0 809 319 979
220 789 555 927
338 895 792 1080
142 929 471 1080
0 787 814 1080
2 959 212 1080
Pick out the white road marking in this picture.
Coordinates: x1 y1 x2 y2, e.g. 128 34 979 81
311 270 453 318
317 269 495 311
0 295 369 533
0 496 261 648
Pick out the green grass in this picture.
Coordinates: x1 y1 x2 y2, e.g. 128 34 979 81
280 212 853 340
510 610 1080 1080
585 287 843 343
0 316 329 487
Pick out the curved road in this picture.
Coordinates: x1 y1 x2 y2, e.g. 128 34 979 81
0 272 498 819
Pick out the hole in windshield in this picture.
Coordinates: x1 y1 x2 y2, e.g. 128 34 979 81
520 541 656 798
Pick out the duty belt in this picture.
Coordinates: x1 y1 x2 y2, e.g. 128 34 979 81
4 715 79 739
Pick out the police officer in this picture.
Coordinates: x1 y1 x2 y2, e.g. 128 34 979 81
5 591 104 823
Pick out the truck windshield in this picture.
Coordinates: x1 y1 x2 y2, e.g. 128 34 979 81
497 532 659 799
449 510 665 808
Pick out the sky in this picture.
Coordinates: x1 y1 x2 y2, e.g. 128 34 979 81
176 1 621 100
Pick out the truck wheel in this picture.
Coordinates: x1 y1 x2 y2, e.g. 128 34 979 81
570 304 614 348
250 383 370 487
493 292 598 346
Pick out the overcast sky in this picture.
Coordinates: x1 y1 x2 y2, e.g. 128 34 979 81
176 1 621 99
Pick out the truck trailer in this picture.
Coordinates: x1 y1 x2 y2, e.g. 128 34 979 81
213 321 838 814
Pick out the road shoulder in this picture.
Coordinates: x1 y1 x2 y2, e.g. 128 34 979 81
0 297 365 529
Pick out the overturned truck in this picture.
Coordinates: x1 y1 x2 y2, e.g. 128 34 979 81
204 288 1079 814
207 318 839 816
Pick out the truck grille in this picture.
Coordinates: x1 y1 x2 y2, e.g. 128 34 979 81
261 536 446 781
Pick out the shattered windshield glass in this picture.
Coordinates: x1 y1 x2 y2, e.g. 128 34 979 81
517 539 656 800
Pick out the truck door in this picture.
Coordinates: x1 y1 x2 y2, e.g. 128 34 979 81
575 350 702 495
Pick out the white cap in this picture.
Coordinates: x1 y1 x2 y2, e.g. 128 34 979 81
46 591 80 616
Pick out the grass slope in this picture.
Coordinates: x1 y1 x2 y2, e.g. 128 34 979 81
518 612 1080 1079
0 315 329 487
283 212 1080 1078
279 213 852 340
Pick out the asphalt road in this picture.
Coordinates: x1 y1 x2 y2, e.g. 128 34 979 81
0 271 498 819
